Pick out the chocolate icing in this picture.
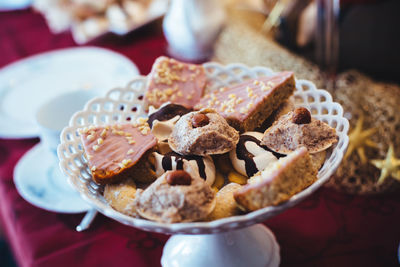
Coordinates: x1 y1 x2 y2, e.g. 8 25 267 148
148 104 192 128
161 151 207 179
236 135 284 177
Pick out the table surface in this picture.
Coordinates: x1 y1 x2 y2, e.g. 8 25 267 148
1 8 400 267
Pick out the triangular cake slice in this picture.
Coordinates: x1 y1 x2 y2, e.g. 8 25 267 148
234 147 318 211
79 121 157 184
195 71 295 132
145 56 207 109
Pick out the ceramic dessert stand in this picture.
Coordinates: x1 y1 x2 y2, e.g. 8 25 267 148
58 63 349 266
161 224 280 267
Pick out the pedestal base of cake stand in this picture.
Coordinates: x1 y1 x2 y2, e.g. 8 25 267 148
161 224 280 267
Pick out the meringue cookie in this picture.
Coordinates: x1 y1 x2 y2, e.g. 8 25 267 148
229 131 281 178
169 109 239 156
261 109 338 154
153 151 216 186
151 115 180 141
148 103 192 141
135 170 215 223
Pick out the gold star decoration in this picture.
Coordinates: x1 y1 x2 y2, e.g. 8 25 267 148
344 116 379 164
370 144 400 184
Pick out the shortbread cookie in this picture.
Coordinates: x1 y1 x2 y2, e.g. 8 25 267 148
234 147 318 211
230 131 282 178
104 178 137 217
145 56 207 109
261 107 338 154
212 172 226 191
79 121 157 184
148 103 192 141
169 109 239 156
206 183 242 220
135 170 215 223
153 151 216 186
195 71 295 132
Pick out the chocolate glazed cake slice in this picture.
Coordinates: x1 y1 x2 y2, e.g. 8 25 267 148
195 71 295 132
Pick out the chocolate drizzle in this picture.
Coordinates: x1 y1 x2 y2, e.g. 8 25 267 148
236 135 285 177
148 104 192 128
161 152 207 179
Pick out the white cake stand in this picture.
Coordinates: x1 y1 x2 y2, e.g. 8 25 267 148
161 224 280 267
58 63 349 266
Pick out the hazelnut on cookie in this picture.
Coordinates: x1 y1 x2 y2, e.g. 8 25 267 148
169 109 239 156
261 107 338 154
134 170 215 223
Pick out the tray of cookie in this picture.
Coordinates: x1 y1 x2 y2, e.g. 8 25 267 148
58 56 349 234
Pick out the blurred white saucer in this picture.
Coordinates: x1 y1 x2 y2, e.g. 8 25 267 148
0 0 31 11
14 143 91 213
0 46 139 139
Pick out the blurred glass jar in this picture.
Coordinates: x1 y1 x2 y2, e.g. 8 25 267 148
163 0 226 61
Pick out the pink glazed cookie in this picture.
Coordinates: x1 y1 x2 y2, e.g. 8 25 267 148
80 121 157 184
195 72 295 132
145 56 207 109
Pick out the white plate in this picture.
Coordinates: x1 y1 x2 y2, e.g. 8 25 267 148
0 47 139 139
0 0 31 11
59 62 349 234
14 143 91 213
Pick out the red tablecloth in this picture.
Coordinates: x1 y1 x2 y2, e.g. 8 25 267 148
1 9 400 267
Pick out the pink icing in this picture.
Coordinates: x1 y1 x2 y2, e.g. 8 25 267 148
145 56 207 109
80 124 157 175
195 71 294 121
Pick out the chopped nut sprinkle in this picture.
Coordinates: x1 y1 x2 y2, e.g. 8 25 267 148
97 138 103 145
80 127 89 134
121 159 132 166
240 107 248 114
92 145 99 151
261 85 272 92
87 134 94 141
165 88 174 96
137 117 148 125
246 86 254 98
127 149 134 155
267 81 275 87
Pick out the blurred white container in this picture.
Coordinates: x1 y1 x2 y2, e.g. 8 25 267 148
163 0 225 61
